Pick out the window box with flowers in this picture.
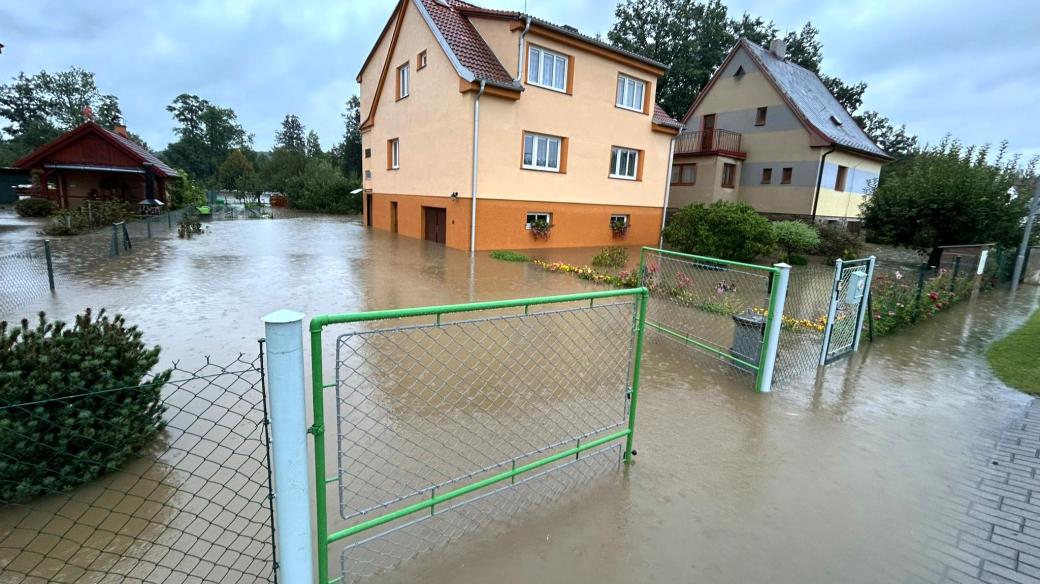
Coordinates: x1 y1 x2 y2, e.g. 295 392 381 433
526 212 552 240
610 214 630 238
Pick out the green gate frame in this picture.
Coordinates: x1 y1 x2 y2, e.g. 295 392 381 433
308 288 649 584
639 247 787 393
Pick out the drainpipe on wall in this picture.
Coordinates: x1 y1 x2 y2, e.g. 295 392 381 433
810 146 836 224
470 80 486 255
516 16 532 82
659 132 681 248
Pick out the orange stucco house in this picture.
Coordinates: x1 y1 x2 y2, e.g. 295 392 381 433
358 0 681 251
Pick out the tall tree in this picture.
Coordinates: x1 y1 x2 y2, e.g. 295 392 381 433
305 130 323 158
332 95 362 179
274 114 306 154
163 93 250 182
216 149 256 191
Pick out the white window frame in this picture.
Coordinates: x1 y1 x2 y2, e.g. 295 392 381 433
610 214 629 226
527 45 568 93
390 139 400 170
616 75 646 112
609 146 639 180
522 132 562 172
398 64 410 99
417 50 427 70
525 212 552 229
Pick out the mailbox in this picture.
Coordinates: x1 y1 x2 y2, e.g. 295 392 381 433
845 270 867 304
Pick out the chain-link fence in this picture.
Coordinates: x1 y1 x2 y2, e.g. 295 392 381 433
772 263 833 384
639 248 781 389
309 289 647 584
0 243 54 318
0 348 276 584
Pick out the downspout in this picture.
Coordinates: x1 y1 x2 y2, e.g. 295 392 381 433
659 131 681 248
810 145 836 224
470 80 486 255
516 16 532 82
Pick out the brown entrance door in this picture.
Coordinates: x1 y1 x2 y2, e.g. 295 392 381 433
390 202 398 233
366 194 373 226
422 206 446 244
701 113 716 150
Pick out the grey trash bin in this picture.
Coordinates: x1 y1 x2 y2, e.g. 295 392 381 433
730 311 766 372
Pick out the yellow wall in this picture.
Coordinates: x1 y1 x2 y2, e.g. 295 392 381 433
814 150 883 220
667 156 740 208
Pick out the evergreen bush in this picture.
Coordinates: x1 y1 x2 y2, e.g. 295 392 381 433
772 220 820 262
13 197 55 218
0 310 169 503
662 201 775 262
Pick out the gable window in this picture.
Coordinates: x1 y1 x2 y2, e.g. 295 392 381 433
388 138 399 170
528 45 568 92
781 167 793 184
616 75 646 112
522 132 563 172
835 165 848 191
417 50 427 70
397 63 410 99
525 212 551 229
609 147 640 180
755 107 768 126
761 168 772 184
364 148 371 159
721 163 736 188
671 163 696 185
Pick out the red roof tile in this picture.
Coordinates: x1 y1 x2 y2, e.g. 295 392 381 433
653 104 682 129
419 0 516 87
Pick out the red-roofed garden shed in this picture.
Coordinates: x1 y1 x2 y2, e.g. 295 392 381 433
12 121 178 210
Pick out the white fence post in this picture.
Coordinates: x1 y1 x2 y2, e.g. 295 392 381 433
852 256 877 353
262 310 315 584
758 263 790 393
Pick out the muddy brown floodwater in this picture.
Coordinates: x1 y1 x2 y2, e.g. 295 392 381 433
2 209 1039 583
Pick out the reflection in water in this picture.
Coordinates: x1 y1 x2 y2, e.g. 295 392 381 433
1 210 1038 583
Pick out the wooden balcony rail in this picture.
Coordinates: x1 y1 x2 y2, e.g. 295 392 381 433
675 129 743 155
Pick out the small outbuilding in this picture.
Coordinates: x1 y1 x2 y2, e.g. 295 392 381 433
12 121 177 209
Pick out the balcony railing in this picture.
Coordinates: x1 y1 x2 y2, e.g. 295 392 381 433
675 129 744 156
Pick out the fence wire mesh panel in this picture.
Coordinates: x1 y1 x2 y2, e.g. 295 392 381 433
639 248 778 385
771 264 834 384
0 349 276 584
310 289 647 584
821 258 873 365
339 444 621 584
0 244 52 318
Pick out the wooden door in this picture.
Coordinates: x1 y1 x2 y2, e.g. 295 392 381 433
366 194 373 226
390 202 398 233
701 114 716 150
423 206 446 244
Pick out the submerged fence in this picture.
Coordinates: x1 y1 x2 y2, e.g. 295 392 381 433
286 288 648 584
639 247 788 392
0 241 55 317
0 349 276 583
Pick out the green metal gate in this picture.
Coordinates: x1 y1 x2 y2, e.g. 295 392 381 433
307 289 648 583
820 257 876 364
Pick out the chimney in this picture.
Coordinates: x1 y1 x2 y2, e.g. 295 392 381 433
769 38 787 59
114 124 128 138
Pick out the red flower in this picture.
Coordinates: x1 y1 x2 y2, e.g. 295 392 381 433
928 292 939 301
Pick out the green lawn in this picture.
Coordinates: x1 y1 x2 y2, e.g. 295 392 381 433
987 309 1040 394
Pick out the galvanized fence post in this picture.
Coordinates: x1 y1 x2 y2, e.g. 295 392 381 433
912 262 927 323
110 224 119 257
43 240 55 291
852 256 876 353
757 263 790 392
262 310 316 584
950 256 961 292
146 216 152 239
819 258 844 366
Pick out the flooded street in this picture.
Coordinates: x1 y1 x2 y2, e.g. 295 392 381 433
2 210 1038 583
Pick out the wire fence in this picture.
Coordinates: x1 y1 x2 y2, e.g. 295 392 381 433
0 243 54 318
772 263 834 384
313 290 646 583
0 348 276 584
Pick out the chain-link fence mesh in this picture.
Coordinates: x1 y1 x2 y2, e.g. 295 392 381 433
821 259 871 364
0 244 53 318
639 249 774 381
772 263 833 384
0 349 276 584
329 298 639 581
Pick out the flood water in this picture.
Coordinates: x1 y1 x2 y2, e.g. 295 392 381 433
2 209 1038 583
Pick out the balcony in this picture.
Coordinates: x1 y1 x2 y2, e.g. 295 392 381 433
675 129 746 159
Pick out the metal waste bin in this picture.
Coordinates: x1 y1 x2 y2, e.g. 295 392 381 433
730 311 766 372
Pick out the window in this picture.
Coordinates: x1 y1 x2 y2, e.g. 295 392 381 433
835 165 848 191
671 163 696 185
364 170 372 180
610 214 629 227
721 163 736 188
525 212 551 229
781 167 793 184
527 45 568 92
755 106 768 126
364 148 371 159
761 168 772 184
397 63 409 99
609 147 640 180
734 65 745 78
417 50 427 70
388 139 399 170
616 75 646 112
522 132 563 172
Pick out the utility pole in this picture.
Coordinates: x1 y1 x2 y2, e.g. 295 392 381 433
1011 179 1040 290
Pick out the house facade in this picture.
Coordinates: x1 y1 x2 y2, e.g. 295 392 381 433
13 121 177 209
669 39 891 228
359 0 681 251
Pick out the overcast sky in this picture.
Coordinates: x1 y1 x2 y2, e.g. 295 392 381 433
2 0 1038 160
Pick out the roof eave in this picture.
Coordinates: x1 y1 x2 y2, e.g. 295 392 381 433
525 17 667 72
413 0 477 84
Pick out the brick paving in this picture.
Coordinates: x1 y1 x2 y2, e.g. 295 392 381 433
930 399 1040 583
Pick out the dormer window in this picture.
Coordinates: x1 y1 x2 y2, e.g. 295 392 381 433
830 114 843 126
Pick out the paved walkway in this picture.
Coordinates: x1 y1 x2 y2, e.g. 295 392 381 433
930 398 1040 583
